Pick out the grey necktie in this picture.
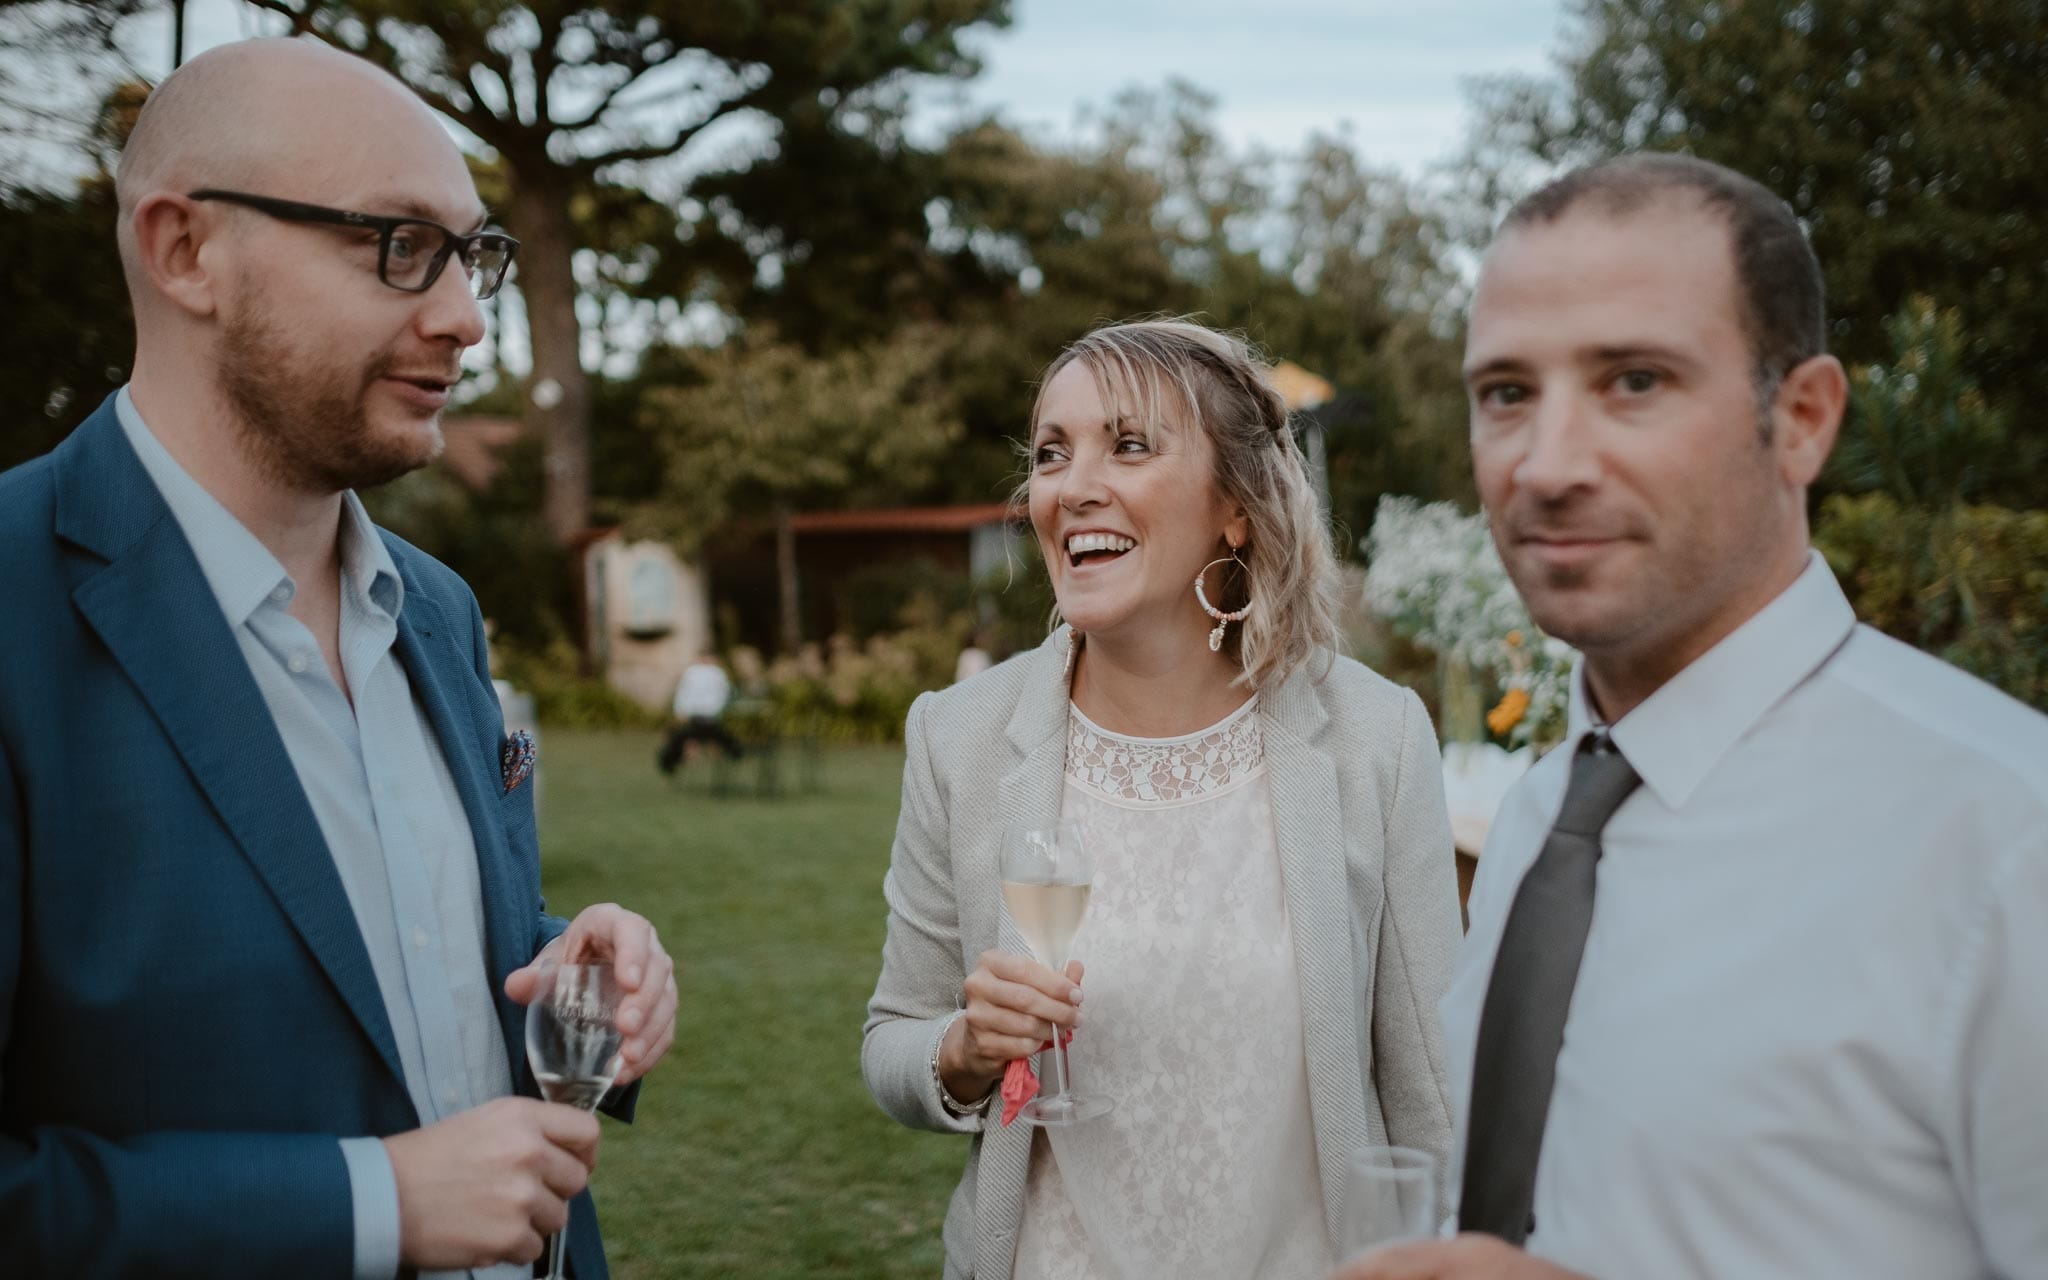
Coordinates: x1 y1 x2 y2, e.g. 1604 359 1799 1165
1458 731 1642 1244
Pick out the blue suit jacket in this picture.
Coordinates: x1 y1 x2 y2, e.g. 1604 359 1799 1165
0 397 615 1278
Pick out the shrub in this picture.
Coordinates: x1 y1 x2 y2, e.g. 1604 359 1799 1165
725 615 970 745
491 637 666 731
1816 493 2048 711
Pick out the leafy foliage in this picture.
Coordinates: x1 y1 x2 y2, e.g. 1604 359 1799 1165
1817 494 2048 710
1826 296 2031 509
1467 0 2048 504
632 324 961 550
0 179 133 468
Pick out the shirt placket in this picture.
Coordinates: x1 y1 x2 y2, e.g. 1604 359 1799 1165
343 576 478 1124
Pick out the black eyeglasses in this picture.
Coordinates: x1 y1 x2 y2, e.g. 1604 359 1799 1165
188 189 519 300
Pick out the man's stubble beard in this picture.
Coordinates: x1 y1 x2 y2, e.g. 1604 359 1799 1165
219 300 443 497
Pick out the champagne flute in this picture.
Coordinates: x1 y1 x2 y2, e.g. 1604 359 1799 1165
999 822 1111 1125
526 961 624 1280
1338 1145 1439 1259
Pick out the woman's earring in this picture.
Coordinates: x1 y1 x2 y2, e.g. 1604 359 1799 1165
1194 553 1252 653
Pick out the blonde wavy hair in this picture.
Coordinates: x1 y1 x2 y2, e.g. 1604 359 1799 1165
1026 317 1343 691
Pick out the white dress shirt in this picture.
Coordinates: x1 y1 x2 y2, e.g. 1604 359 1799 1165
1443 551 2048 1279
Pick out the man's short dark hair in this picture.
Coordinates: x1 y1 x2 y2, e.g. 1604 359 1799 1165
1502 153 1827 397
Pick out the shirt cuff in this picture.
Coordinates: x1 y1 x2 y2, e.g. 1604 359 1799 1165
339 1136 402 1280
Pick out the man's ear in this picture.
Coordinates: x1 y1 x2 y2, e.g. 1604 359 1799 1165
1770 354 1848 488
130 192 224 320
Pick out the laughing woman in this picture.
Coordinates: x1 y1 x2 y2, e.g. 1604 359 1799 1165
862 319 1462 1279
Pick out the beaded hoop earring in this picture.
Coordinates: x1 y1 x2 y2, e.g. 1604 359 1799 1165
1193 553 1252 653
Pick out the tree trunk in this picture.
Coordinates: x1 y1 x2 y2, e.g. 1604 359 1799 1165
506 173 590 545
775 500 801 655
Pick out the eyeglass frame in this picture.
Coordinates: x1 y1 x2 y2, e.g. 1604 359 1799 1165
186 188 520 300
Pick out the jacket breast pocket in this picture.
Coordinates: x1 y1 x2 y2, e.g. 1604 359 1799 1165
499 766 539 844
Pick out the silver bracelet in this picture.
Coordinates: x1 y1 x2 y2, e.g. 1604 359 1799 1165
933 1009 994 1118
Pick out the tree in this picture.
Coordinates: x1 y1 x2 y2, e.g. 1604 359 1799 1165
635 325 959 652
1827 297 2029 509
0 60 147 470
1465 0 2048 503
234 0 1008 542
1214 129 1476 536
0 181 136 468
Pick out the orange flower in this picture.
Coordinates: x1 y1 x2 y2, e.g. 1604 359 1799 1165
1505 630 1524 647
1487 686 1531 737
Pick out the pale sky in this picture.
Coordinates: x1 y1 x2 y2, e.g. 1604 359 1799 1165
92 0 1565 181
916 0 1565 177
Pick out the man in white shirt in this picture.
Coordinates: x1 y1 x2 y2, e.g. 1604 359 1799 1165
1343 153 2047 1278
658 652 741 772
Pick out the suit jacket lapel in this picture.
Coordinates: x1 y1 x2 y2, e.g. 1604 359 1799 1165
56 404 408 1090
389 584 533 1070
1260 669 1372 1239
976 628 1073 1278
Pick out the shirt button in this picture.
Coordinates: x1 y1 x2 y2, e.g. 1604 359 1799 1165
412 925 430 951
287 652 310 674
270 584 291 604
442 1086 461 1110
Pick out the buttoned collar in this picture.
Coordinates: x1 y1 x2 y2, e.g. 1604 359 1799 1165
1563 550 1856 811
115 385 404 627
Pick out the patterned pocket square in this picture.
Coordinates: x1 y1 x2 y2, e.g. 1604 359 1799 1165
501 729 536 793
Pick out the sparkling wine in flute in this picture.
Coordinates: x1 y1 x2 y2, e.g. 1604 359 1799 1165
534 1071 614 1112
999 822 1111 1125
524 962 625 1280
1001 879 1092 969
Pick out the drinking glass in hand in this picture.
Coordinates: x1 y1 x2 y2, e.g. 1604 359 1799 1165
1339 1145 1439 1259
999 821 1111 1126
526 962 624 1280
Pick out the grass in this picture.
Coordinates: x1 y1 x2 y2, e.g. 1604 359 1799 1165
532 730 963 1278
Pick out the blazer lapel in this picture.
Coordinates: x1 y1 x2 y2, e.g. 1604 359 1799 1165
389 584 534 1068
57 405 408 1090
1260 671 1373 1239
976 628 1073 1278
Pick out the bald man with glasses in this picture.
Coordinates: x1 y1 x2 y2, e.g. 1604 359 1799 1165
0 38 675 1280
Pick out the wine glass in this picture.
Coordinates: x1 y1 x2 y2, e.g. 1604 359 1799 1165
999 822 1111 1125
1338 1145 1440 1259
526 961 624 1280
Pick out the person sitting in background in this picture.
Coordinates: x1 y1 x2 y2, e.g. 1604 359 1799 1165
863 318 1463 1279
953 631 994 684
658 650 741 774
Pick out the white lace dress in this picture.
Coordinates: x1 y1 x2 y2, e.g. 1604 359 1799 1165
1011 698 1336 1280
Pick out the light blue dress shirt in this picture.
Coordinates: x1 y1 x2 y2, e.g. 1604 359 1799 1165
116 389 526 1280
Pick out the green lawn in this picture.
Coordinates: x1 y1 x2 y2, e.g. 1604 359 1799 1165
532 730 962 1278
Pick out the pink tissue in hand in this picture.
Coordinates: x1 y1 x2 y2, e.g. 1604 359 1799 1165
998 1028 1075 1127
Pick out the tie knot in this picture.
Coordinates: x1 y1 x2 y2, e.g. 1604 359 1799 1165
1553 734 1642 836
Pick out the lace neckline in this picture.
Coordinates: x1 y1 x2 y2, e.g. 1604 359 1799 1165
1064 697 1265 805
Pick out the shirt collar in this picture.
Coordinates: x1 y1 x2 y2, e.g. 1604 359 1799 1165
115 385 404 627
1564 550 1856 810
115 385 291 627
337 489 405 622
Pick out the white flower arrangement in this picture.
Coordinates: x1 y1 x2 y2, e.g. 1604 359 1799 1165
1362 496 1576 750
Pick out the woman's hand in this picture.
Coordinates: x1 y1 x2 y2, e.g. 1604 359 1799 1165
938 951 1085 1101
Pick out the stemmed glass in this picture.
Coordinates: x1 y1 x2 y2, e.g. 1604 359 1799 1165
526 961 624 1280
999 822 1111 1125
1338 1145 1440 1259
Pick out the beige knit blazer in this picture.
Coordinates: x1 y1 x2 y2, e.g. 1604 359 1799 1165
861 627 1462 1279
